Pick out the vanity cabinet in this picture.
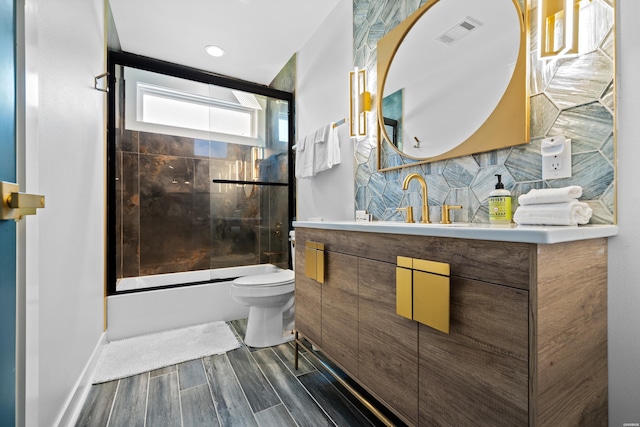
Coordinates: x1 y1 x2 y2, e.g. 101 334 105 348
359 257 420 423
419 276 529 425
321 251 359 376
294 227 608 427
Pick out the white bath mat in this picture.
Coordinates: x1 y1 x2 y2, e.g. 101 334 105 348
93 321 241 383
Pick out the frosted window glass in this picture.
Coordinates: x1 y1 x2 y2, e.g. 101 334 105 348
141 93 254 137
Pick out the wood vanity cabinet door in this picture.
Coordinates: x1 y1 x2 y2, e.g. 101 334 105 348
419 277 529 426
358 258 419 426
295 238 322 345
321 251 359 376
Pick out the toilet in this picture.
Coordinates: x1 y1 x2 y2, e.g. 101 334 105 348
230 231 296 348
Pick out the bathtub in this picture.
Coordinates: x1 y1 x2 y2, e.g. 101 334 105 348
107 264 282 340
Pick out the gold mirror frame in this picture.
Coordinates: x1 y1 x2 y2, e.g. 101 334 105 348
377 0 530 171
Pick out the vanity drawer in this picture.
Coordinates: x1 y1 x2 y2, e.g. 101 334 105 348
296 228 532 290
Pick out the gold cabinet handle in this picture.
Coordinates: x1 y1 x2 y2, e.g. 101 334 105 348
304 241 325 284
1 181 45 221
396 256 450 334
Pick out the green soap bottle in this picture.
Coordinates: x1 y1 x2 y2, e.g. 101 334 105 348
489 174 512 224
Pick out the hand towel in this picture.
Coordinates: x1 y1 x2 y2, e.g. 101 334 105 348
294 134 315 178
513 201 592 226
311 123 331 175
311 123 341 175
518 186 583 205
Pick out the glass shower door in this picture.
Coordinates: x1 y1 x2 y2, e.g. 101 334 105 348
111 59 292 292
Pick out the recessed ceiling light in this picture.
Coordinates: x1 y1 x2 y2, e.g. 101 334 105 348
205 45 225 57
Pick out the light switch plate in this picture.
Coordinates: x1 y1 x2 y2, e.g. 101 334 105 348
541 137 572 180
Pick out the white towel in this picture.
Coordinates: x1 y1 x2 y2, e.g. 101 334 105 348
513 201 592 226
313 123 340 174
518 186 583 205
294 134 315 178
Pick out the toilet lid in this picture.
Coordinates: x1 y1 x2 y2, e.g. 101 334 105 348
232 270 295 287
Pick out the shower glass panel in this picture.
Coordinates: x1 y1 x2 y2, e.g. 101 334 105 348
111 61 292 293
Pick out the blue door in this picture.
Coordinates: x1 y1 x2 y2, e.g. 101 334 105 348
0 0 17 424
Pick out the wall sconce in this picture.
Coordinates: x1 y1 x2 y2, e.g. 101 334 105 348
539 0 582 58
349 68 371 137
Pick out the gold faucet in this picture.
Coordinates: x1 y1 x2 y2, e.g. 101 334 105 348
402 173 430 223
440 204 463 224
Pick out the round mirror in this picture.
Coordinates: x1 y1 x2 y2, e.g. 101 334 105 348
377 0 528 169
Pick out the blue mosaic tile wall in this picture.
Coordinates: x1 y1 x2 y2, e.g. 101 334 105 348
353 0 615 224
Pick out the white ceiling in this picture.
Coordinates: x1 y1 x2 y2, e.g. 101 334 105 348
108 0 342 86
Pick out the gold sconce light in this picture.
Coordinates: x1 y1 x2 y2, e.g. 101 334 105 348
349 68 371 137
539 0 583 58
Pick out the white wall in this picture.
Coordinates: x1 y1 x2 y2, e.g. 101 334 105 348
609 0 640 424
295 0 355 221
22 0 107 424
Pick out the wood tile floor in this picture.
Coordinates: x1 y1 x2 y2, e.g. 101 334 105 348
75 320 395 427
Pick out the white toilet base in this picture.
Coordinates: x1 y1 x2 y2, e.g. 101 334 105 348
244 305 295 348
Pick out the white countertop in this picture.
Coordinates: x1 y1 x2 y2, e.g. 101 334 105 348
293 221 619 244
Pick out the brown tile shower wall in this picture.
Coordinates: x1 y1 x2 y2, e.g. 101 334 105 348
115 128 289 280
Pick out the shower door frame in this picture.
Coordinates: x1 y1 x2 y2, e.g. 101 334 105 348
106 51 295 296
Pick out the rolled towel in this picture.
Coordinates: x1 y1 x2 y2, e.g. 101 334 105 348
513 201 592 226
518 186 583 205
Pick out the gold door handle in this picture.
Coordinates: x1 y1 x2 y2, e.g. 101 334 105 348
1 181 46 221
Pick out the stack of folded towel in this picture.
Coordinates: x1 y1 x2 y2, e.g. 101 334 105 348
513 186 592 226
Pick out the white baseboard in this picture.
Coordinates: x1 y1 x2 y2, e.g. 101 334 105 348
55 332 107 427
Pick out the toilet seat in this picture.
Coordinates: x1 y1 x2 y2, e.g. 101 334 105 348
232 270 294 287
230 270 295 299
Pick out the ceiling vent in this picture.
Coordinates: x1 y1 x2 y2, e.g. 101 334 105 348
436 16 484 45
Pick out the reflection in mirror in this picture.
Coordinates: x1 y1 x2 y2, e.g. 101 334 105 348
377 0 529 170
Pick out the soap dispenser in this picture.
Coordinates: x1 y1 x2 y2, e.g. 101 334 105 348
489 174 512 224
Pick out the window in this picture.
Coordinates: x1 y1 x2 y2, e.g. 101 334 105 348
123 67 266 146
137 83 258 138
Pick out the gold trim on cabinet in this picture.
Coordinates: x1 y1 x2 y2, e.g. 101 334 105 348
305 244 317 281
293 331 396 427
304 241 325 284
396 266 413 320
395 256 450 333
413 270 450 334
316 247 325 284
413 258 450 276
397 255 413 269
